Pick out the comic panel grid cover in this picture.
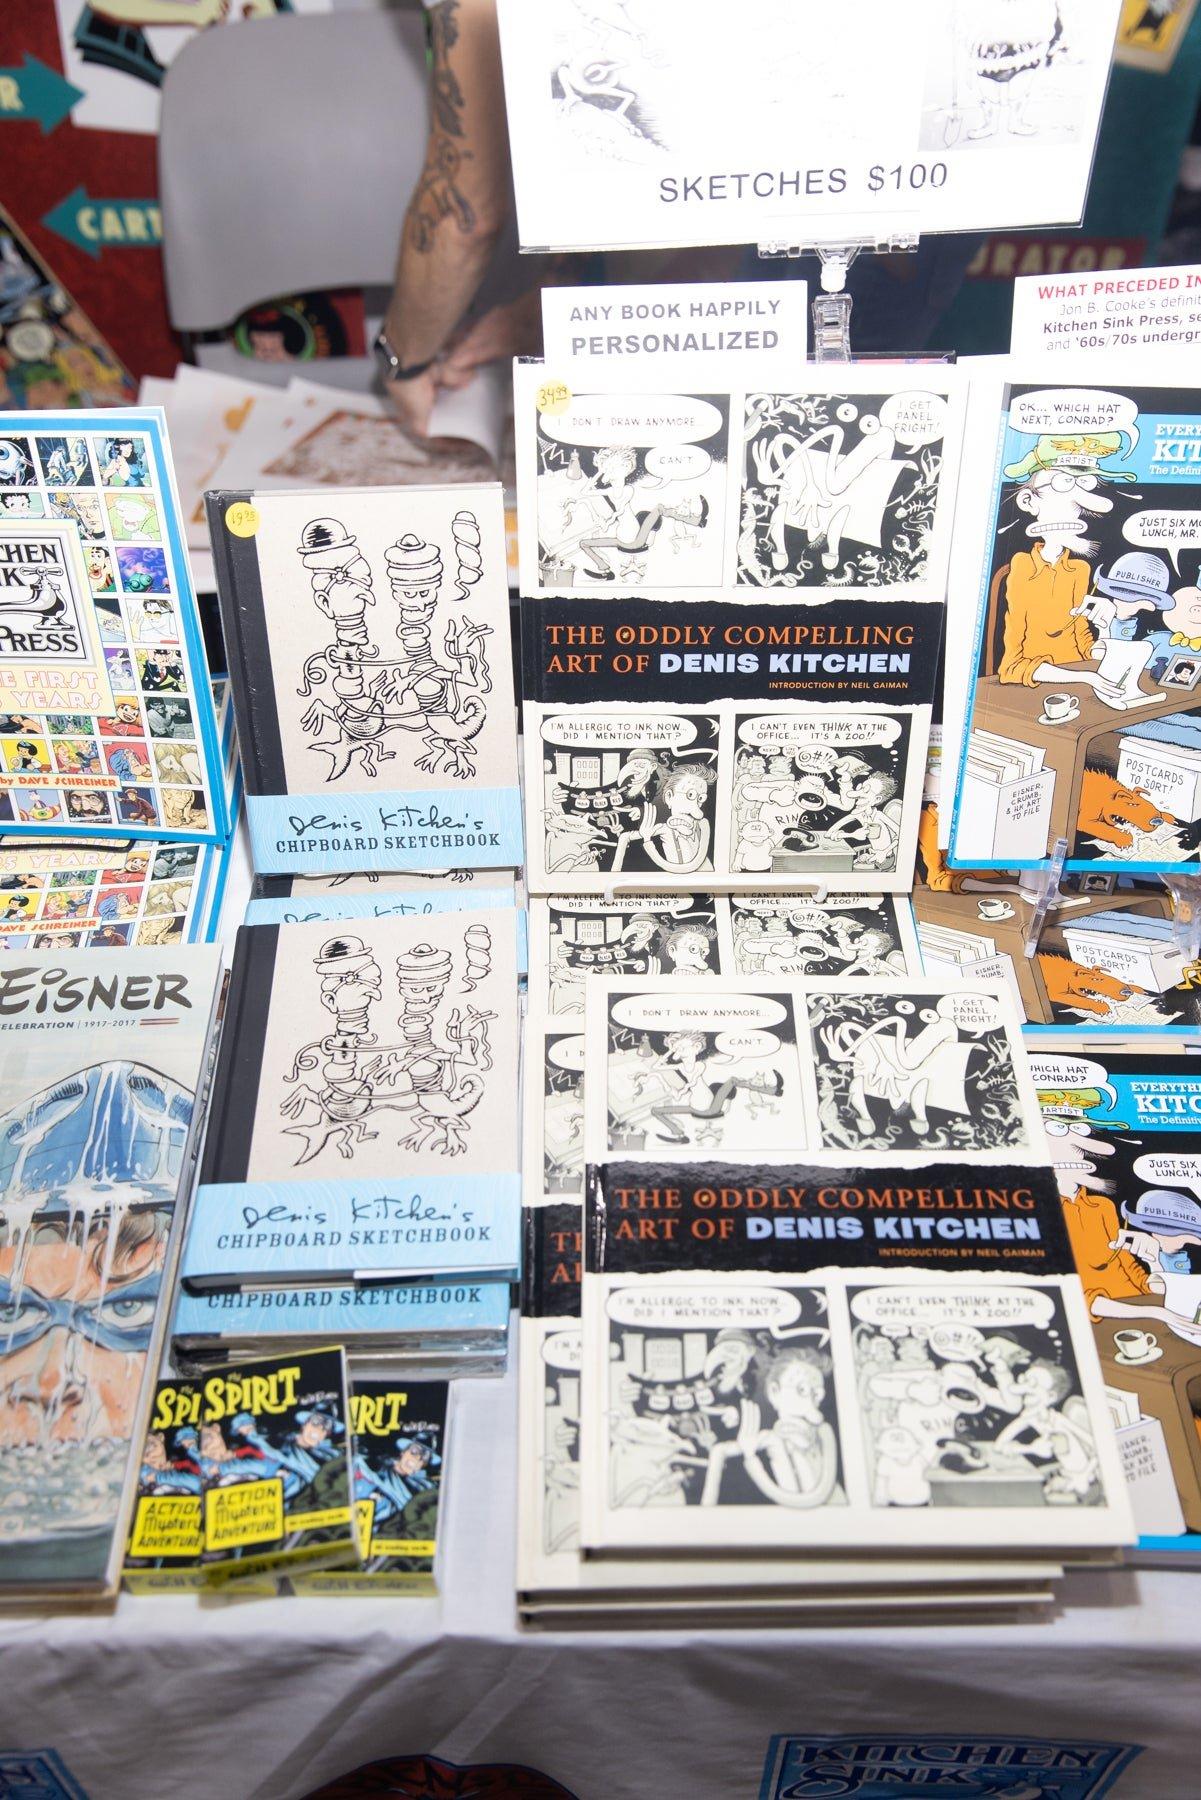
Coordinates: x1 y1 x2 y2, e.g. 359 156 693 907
0 946 223 1598
207 484 521 875
515 361 966 602
0 411 226 843
583 976 1048 1173
948 378 1201 876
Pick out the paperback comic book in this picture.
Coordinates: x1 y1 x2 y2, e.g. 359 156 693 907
294 1378 449 1594
148 1347 359 1586
0 410 226 842
580 1159 1131 1559
0 946 223 1599
522 596 939 895
515 362 965 601
208 485 521 874
181 909 521 1290
124 1377 205 1594
1032 1043 1201 1558
949 377 1201 876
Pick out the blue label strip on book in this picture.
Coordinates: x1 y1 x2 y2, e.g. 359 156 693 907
182 1172 521 1285
246 787 523 875
172 1276 511 1340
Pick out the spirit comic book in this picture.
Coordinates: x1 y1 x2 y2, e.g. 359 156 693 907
1032 1042 1201 1559
182 909 521 1292
949 376 1201 877
207 485 521 874
515 362 966 603
294 1378 449 1594
0 411 227 843
579 1163 1132 1560
0 946 222 1599
522 597 940 896
149 1347 359 1587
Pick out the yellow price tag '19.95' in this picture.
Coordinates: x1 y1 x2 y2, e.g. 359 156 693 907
224 502 261 539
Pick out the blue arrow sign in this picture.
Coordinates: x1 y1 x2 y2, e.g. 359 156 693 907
42 188 163 260
0 55 84 134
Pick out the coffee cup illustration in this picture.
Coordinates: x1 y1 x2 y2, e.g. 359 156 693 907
1113 1327 1162 1366
1039 692 1080 725
977 899 1015 921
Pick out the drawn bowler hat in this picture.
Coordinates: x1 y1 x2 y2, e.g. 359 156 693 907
1093 552 1173 608
315 934 374 976
297 517 358 558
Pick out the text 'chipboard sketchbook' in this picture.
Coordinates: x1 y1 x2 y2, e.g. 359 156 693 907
208 485 522 875
183 909 521 1291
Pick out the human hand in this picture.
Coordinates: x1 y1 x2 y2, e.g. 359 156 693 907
438 292 544 389
383 366 441 440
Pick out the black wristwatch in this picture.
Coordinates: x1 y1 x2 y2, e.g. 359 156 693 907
373 325 435 384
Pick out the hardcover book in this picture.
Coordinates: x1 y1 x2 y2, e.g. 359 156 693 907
0 946 223 1600
182 909 521 1290
0 410 227 843
522 594 942 895
947 377 1201 877
579 1158 1132 1559
207 484 521 874
1032 1042 1201 1561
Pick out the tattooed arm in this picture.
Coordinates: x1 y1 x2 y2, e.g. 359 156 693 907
382 0 511 437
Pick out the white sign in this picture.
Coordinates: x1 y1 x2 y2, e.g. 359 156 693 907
541 282 808 380
1011 263 1201 357
497 0 1121 253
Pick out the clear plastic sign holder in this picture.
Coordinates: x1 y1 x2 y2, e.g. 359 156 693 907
1018 838 1068 962
1162 874 1201 965
757 220 920 362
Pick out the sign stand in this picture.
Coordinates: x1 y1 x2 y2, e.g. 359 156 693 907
1162 873 1201 966
757 224 920 361
1019 837 1068 961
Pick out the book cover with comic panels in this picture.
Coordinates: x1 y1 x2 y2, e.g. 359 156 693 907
0 411 227 843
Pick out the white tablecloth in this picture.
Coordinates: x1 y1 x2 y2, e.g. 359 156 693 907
0 1345 1195 1800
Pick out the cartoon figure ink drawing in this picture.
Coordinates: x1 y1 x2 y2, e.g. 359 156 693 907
281 932 495 1163
296 518 493 784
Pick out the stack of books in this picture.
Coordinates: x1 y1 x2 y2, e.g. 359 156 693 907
517 974 1133 1626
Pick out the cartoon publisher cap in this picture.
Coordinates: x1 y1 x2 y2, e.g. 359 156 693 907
296 1407 343 1434
297 517 358 559
394 1433 441 1467
1122 1187 1201 1235
1094 553 1173 607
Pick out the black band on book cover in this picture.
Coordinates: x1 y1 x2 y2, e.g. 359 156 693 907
520 596 945 708
206 491 287 796
522 1203 584 1319
199 923 280 1184
591 1160 1073 1278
